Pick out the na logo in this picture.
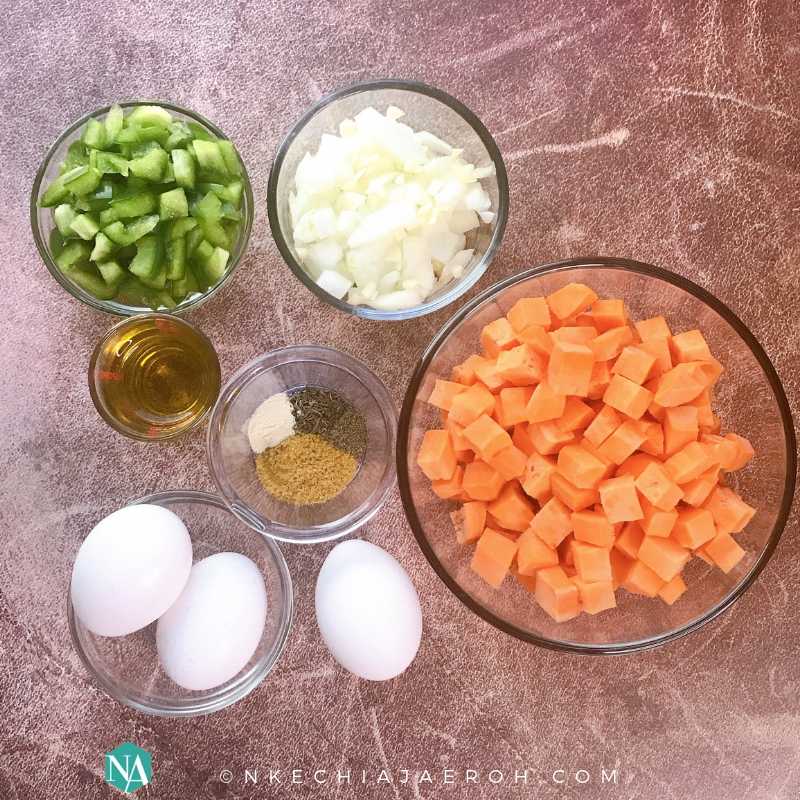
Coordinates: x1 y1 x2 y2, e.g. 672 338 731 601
104 742 153 794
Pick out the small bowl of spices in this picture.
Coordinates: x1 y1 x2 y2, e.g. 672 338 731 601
207 345 397 544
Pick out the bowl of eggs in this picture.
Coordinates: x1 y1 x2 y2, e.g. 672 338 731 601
68 490 293 717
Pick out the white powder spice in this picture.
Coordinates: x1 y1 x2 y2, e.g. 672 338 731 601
245 392 295 453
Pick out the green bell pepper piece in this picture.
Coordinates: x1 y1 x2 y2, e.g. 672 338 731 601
127 105 173 129
69 266 118 300
187 122 217 142
203 246 229 285
193 190 223 221
166 236 187 280
60 141 89 174
129 234 165 287
100 193 156 224
69 213 100 241
168 217 198 240
55 240 91 271
103 214 159 246
171 149 196 189
104 104 124 144
128 148 168 182
64 166 103 198
93 151 129 176
82 118 106 150
159 187 188 220
90 232 116 262
97 259 126 288
165 121 192 151
193 239 214 265
217 140 242 177
185 226 204 255
53 204 78 237
193 140 228 177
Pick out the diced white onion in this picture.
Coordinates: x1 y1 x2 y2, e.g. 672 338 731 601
316 270 353 299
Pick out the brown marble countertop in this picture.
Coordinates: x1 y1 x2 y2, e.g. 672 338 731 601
1 1 799 798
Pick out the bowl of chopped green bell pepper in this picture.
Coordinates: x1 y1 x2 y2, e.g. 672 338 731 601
31 101 254 315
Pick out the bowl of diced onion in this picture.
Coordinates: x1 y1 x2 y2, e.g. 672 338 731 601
267 80 509 320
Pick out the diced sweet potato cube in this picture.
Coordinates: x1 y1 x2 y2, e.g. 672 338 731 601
417 429 457 480
663 441 715 484
645 379 666 421
550 326 598 345
590 325 635 361
654 363 708 407
571 577 616 614
663 405 699 456
507 297 552 333
615 522 644 559
498 387 534 427
703 531 746 573
488 482 535 531
658 574 687 605
449 382 495 426
471 528 519 587
616 452 661 479
558 533 576 566
638 535 690 582
535 566 581 622
451 353 484 385
672 507 716 549
703 486 756 534
599 475 644 523
512 423 535 456
584 404 622 447
528 420 575 455
451 501 487 544
587 360 612 399
432 464 464 499
428 379 469 411
635 315 672 342
638 338 672 378
546 282 599 321
529 497 574 548
681 466 720 507
514 569 537 592
526 381 566 423
724 433 755 471
517 324 554 356
577 438 616 480
590 298 627 332
572 541 612 583
557 444 608 489
516 528 559 575
445 417 471 452
694 546 715 565
520 451 556 503
638 419 665 457
670 329 712 364
695 357 724 387
610 549 634 589
496 344 546 386
612 345 657 385
480 317 518 358
547 341 595 397
639 498 678 538
597 419 647 464
699 433 739 470
635 462 683 510
623 559 665 597
473 357 509 393
463 414 513 459
487 444 528 481
603 374 654 420
571 510 615 547
462 460 505 501
556 397 596 432
551 473 599 511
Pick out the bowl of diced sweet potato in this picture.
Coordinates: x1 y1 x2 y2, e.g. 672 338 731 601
397 257 796 653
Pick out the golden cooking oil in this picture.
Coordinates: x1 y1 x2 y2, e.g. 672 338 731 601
89 314 220 440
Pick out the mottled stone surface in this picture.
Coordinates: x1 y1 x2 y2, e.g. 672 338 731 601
1 1 799 798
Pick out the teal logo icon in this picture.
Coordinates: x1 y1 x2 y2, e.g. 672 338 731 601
104 743 152 794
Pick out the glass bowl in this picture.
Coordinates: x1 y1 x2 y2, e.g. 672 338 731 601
267 79 509 321
398 257 797 654
207 345 397 544
31 101 254 317
68 490 293 716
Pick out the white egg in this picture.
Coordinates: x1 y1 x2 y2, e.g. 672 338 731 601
156 552 267 691
70 504 193 637
315 540 422 681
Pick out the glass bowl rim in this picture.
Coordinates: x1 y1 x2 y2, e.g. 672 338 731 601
30 99 255 318
87 312 221 442
396 255 798 654
266 78 510 321
66 489 295 717
206 344 398 544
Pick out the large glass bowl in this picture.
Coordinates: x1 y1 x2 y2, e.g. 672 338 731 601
31 101 254 316
68 490 293 716
267 79 509 321
207 346 397 544
398 257 796 654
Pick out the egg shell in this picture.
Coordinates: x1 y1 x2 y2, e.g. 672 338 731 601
70 504 193 637
315 540 422 681
156 552 267 692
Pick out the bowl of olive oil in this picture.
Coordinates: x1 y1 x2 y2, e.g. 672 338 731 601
89 314 221 440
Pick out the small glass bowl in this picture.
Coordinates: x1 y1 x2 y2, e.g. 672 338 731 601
68 490 294 717
267 79 509 321
31 101 254 316
398 257 797 654
207 345 397 544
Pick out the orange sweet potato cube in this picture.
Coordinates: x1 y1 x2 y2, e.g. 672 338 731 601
658 574 687 605
615 522 644 559
462 460 505 501
451 353 484 386
463 414 513 459
587 360 612 399
432 464 464 499
449 382 496 426
556 397 596 433
520 451 557 503
703 531 746 573
572 541 612 583
546 282 599 321
480 317 517 358
473 356 509 393
571 577 617 614
590 298 627 332
528 420 575 455
498 387 534 427
654 363 708 407
599 475 644 523
577 438 616 480
584 404 622 447
550 326 598 345
670 329 712 364
638 419 665 457
526 381 567 423
638 535 690 582
512 423 536 456
639 498 678 538
610 549 634 589
703 486 756 534
612 345 657 385
529 497 574 548
634 315 671 342
534 566 581 622
547 341 595 397
496 344 546 386
571 509 615 547
597 419 647 464
590 325 635 362
663 405 699 456
471 528 519 587
558 533 576 566
603 374 654 420
445 416 471 452
516 528 559 575
517 324 554 357
557 444 608 489
635 462 683 510
616 452 661 479
700 433 739 470
663 441 715 484
428 379 469 411
486 444 528 481
507 297 552 333
488 482 535 531
450 501 488 544
681 466 720 507
638 339 673 380
724 433 755 471
551 473 599 511
417 429 457 481
672 507 716 549
622 559 665 597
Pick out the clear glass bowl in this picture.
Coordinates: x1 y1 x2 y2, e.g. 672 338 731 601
267 79 509 321
68 490 293 716
31 101 254 316
398 257 797 653
207 345 397 544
